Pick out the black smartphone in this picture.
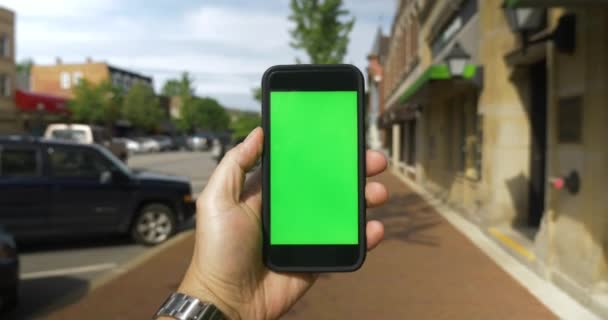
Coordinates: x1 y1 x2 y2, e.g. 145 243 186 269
261 64 366 272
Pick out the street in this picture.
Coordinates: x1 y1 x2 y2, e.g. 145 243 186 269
7 151 214 319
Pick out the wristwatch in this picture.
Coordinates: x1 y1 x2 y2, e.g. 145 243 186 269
153 292 225 320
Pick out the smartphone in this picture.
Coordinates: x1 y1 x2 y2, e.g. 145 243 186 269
261 64 366 272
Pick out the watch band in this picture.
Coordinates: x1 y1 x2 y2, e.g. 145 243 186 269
154 292 225 320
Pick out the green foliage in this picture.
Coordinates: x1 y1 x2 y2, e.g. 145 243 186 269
252 87 262 102
69 80 119 125
231 113 261 139
289 0 355 64
178 97 230 132
16 58 34 73
122 82 164 131
161 72 194 97
161 72 230 132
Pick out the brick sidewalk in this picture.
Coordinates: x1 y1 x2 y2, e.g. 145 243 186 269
44 173 555 319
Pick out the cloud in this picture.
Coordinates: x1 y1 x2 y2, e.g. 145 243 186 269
182 6 292 54
1 0 119 18
346 0 398 23
12 0 396 110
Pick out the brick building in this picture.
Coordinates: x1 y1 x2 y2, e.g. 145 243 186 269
375 0 608 316
30 59 153 98
366 28 389 150
0 6 16 133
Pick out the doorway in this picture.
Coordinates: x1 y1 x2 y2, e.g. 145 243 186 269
528 60 548 228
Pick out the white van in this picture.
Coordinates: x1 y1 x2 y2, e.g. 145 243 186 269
44 124 128 161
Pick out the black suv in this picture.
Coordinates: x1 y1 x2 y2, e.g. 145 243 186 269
0 137 195 245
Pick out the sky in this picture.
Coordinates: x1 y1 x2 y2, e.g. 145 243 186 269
3 0 396 111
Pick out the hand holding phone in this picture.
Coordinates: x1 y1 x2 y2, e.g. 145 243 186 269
176 65 387 319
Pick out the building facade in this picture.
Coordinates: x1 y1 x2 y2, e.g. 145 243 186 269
376 0 608 315
366 28 389 151
0 7 16 133
30 59 153 98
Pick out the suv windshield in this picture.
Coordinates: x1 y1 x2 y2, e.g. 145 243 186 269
96 145 131 175
51 129 87 143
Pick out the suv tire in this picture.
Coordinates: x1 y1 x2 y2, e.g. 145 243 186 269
131 204 176 246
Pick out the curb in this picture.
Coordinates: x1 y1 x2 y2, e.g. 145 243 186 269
33 230 195 318
88 230 194 292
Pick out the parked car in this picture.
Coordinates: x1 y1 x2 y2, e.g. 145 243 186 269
210 133 237 163
0 226 18 312
171 134 189 151
211 135 245 163
187 133 213 151
113 137 141 155
0 137 195 246
151 135 173 152
137 137 161 153
44 124 128 162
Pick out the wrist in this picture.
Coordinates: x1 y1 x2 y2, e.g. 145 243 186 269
177 267 244 320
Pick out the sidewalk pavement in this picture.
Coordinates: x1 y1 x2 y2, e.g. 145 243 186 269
44 172 555 319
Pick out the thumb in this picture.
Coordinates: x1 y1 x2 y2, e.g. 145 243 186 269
202 127 264 207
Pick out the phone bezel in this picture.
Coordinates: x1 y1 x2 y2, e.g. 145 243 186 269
261 64 366 272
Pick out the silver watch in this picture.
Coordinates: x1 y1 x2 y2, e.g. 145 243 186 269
153 292 225 320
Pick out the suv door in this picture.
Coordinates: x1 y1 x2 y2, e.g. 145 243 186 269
0 144 51 236
47 145 131 232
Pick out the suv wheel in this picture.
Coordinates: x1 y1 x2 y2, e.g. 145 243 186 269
131 204 176 246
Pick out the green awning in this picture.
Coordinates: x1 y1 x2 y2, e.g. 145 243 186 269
399 64 479 103
505 0 608 8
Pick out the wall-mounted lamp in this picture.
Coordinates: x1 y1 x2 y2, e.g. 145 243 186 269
444 42 471 77
503 4 576 54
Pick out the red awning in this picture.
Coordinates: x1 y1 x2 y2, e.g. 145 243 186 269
15 90 70 114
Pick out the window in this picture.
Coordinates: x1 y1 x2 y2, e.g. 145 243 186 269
50 129 88 143
0 148 39 177
112 73 120 86
60 72 71 89
0 34 8 57
73 71 83 85
431 0 477 55
49 147 110 179
0 74 9 97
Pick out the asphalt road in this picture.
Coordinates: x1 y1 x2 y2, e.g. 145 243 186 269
7 151 214 319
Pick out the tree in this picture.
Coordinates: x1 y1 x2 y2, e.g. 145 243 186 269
231 113 261 139
252 87 262 102
161 72 195 98
16 58 34 73
289 0 355 64
122 82 164 131
69 80 117 124
178 97 230 132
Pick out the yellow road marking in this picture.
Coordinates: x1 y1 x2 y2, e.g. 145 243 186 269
488 228 536 262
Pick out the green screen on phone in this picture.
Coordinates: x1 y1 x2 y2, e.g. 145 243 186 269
270 91 358 245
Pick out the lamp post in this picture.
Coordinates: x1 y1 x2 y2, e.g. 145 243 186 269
445 42 471 77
